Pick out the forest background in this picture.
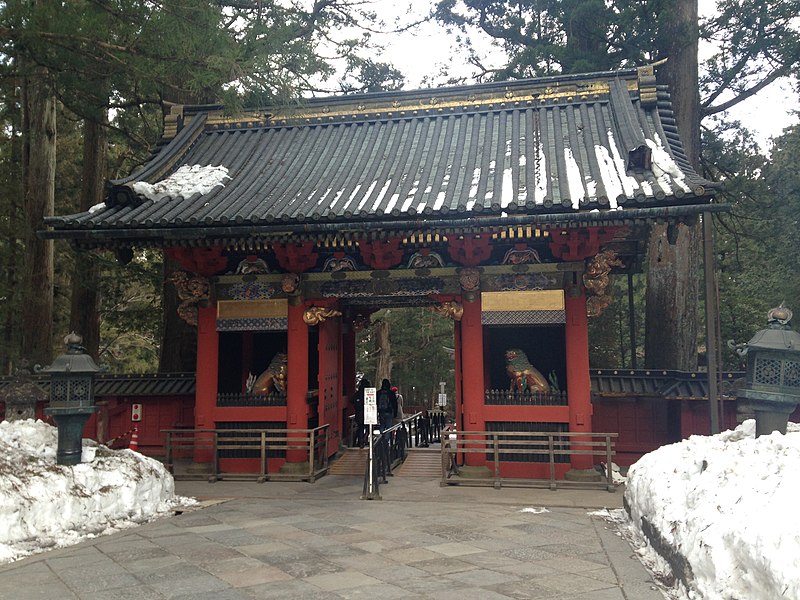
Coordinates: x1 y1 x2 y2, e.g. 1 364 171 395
0 0 798 406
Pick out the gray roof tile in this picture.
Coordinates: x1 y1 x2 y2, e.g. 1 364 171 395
44 69 716 245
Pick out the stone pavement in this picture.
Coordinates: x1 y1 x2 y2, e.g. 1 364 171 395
0 475 666 600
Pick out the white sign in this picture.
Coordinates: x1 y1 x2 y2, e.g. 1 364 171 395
364 387 377 425
438 393 447 407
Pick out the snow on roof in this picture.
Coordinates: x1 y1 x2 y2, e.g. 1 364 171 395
131 164 231 201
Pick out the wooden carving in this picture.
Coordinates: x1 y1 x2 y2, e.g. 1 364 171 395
303 306 342 325
583 249 624 317
170 271 210 326
430 301 464 321
505 348 550 393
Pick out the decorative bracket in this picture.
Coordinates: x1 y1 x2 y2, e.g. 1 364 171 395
273 241 319 273
447 234 492 266
549 227 618 262
166 246 228 276
359 238 404 270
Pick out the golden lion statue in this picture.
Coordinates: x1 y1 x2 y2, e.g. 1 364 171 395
505 348 550 394
245 352 287 395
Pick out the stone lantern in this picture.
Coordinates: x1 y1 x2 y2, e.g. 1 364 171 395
39 333 101 465
735 304 800 437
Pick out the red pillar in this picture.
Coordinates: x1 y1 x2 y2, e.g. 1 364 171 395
286 302 309 465
564 289 594 470
460 296 485 466
453 323 463 431
194 305 218 465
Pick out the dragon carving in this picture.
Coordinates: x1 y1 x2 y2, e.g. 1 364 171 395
583 249 624 317
303 306 342 325
170 271 210 326
430 301 464 321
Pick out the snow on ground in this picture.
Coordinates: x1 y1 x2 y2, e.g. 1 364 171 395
620 419 800 600
3 415 799 600
0 419 195 564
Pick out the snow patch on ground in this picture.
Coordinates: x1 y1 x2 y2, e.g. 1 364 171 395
0 419 195 564
622 419 800 600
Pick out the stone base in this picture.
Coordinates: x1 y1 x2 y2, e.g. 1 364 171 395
185 462 213 475
455 465 492 479
279 461 309 475
564 468 602 483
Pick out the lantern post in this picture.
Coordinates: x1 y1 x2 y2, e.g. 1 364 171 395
39 333 101 465
735 304 800 437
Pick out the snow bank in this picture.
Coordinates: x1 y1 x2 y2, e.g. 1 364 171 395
624 420 800 600
0 419 193 564
131 164 230 200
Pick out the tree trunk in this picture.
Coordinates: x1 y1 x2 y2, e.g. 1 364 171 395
644 0 701 370
158 256 197 372
20 66 56 366
69 116 105 358
374 318 392 384
1 79 24 375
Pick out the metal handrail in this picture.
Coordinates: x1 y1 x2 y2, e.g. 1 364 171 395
162 425 329 482
440 430 618 492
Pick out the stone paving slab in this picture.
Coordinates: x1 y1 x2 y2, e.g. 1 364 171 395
0 475 666 599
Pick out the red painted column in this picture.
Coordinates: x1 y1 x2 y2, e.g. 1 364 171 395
453 324 463 431
286 302 309 465
460 296 486 466
194 305 218 465
564 289 594 470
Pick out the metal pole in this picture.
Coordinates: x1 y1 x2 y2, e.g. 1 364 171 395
703 212 720 434
368 424 374 495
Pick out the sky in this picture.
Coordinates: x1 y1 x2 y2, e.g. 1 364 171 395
2 417 799 600
363 0 798 150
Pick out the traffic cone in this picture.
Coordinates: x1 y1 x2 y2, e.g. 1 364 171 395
129 427 139 451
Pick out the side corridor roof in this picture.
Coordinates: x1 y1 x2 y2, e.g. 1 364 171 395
43 67 717 246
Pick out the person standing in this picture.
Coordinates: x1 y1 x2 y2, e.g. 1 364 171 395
377 379 396 432
352 378 369 447
392 386 404 424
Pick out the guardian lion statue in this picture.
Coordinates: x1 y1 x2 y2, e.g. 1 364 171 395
245 352 287 395
505 348 550 394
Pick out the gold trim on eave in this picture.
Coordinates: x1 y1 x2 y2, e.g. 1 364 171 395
481 290 564 312
217 299 288 320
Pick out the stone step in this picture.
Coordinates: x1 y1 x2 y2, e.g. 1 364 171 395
328 447 442 478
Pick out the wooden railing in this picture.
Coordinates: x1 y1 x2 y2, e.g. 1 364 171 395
484 389 568 405
440 430 618 491
216 392 287 407
163 425 329 483
347 410 445 449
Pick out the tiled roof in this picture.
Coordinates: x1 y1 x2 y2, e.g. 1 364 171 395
0 371 742 401
0 373 196 397
43 68 716 245
591 369 745 399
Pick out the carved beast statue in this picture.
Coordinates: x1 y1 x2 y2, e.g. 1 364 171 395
246 352 287 395
505 348 550 394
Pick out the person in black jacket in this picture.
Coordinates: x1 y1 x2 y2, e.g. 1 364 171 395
377 379 397 432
